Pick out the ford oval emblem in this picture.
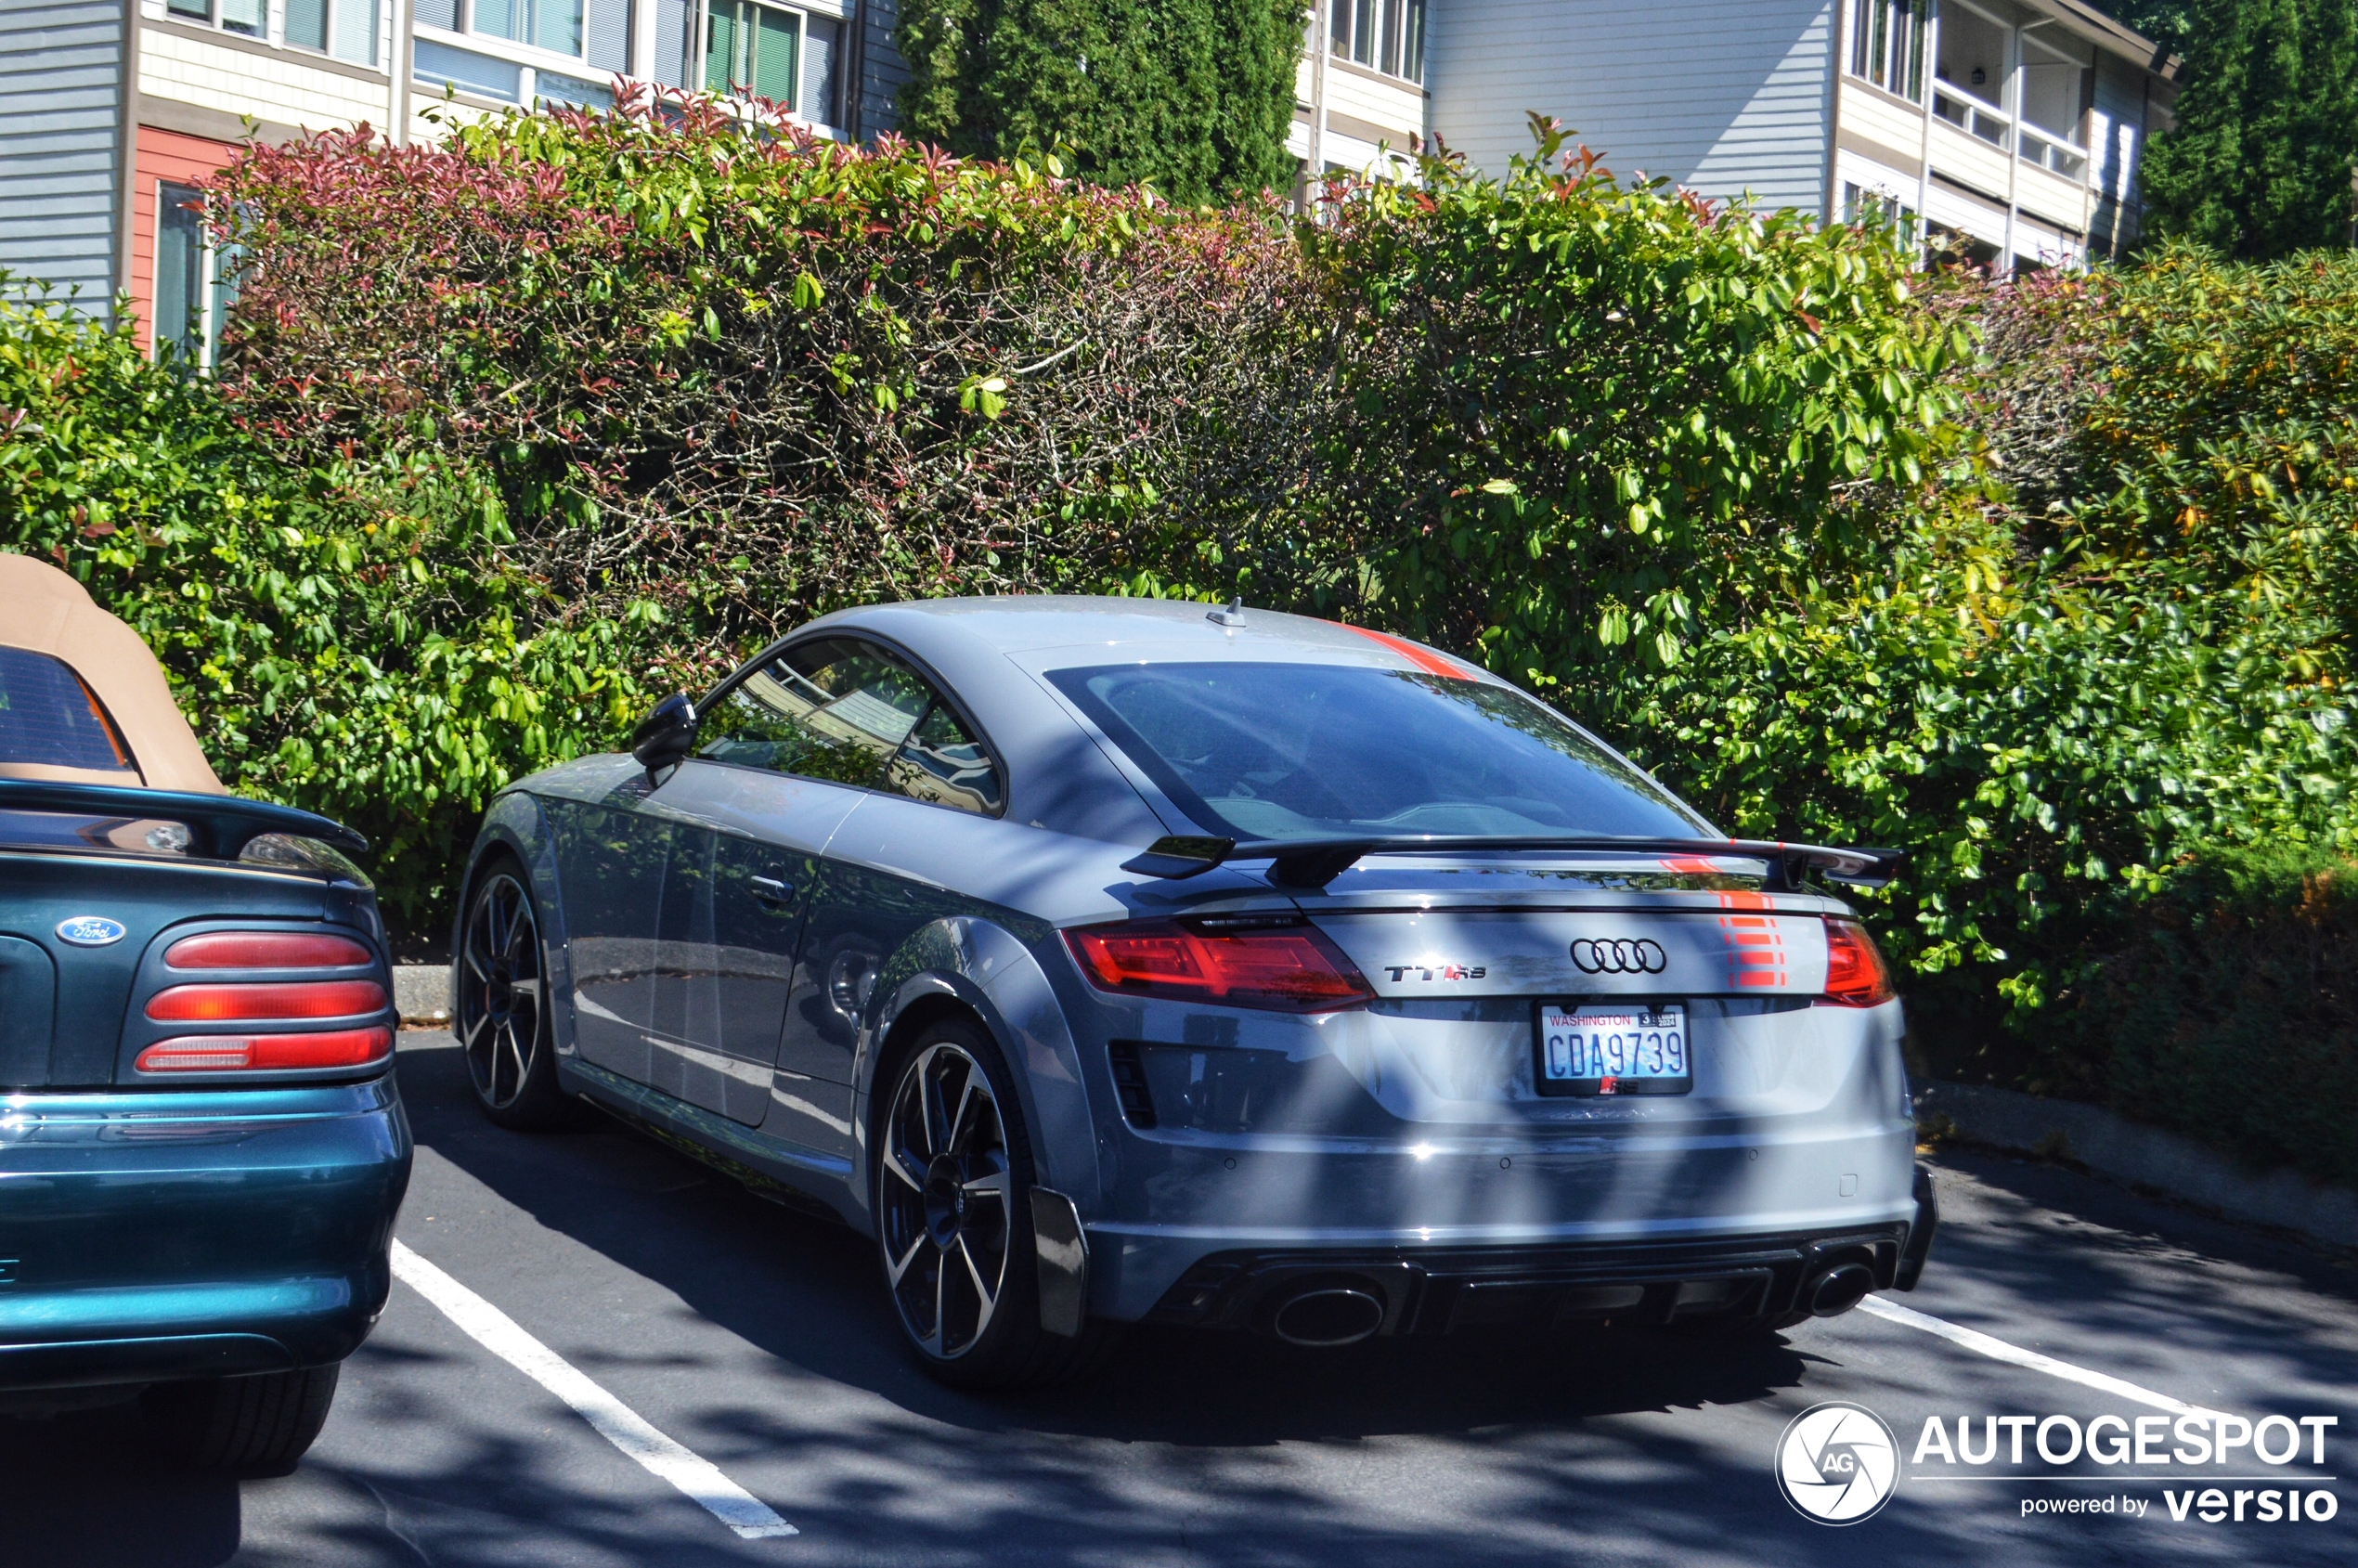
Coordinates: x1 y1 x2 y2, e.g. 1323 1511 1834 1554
56 915 127 948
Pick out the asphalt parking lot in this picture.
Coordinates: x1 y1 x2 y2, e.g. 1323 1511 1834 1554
5 1030 2351 1567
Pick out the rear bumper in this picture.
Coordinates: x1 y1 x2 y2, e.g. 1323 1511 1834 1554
0 1076 411 1390
1142 1224 1916 1336
1092 1146 1939 1326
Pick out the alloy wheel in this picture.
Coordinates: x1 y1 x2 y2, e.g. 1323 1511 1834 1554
459 871 544 1111
878 1042 1013 1360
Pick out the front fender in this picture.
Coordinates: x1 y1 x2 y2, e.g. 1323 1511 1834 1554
862 917 1103 1219
450 791 577 1059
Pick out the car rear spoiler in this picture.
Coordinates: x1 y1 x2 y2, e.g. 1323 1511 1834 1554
1120 834 1903 892
0 779 369 861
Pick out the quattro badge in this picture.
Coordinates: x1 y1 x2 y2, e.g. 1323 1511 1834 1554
55 915 127 947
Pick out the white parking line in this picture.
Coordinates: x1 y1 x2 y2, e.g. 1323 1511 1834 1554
1859 1295 2224 1418
389 1239 797 1540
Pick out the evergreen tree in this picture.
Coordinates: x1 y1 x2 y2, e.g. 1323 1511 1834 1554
2092 0 2199 53
894 0 1303 203
2140 0 2358 257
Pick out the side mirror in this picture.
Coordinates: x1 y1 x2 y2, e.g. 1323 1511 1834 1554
630 693 698 776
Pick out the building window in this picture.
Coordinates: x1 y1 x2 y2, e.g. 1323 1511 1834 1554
1841 181 1919 239
706 0 797 102
1847 0 1927 101
1328 0 1425 85
475 0 584 58
168 0 382 64
632 0 836 122
154 183 238 374
164 0 268 39
414 35 526 99
413 0 632 103
282 0 383 64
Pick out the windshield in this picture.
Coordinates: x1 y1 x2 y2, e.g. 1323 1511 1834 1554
1048 663 1710 842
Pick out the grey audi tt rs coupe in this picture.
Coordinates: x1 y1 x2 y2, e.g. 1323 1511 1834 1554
451 597 1936 1387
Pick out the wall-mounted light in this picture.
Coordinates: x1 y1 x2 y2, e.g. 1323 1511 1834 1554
1971 65 1987 85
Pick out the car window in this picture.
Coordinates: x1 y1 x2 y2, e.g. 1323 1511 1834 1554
1047 662 1706 841
886 699 1003 816
0 645 139 776
699 638 1002 815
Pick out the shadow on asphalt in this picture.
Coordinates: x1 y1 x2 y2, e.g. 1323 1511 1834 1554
0 1401 239 1567
393 1037 1824 1444
1904 1147 2358 1424
7 1041 2351 1567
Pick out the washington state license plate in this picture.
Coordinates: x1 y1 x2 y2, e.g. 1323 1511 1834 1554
1535 1003 1691 1097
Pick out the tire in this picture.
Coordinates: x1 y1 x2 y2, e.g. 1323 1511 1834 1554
456 856 573 1130
872 1016 1117 1389
145 1363 341 1475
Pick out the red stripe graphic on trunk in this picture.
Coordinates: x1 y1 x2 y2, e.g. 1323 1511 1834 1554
1715 906 1788 989
1341 624 1475 680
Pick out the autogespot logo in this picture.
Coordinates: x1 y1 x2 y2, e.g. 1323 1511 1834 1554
1777 1402 1901 1525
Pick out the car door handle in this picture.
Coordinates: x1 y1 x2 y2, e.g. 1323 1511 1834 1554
750 875 795 906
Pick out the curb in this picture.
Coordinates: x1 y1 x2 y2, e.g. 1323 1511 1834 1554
1915 1080 2358 1254
394 964 450 1026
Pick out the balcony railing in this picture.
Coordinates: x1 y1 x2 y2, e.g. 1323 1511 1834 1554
2017 123 2089 181
1931 84 2092 186
1933 84 2009 147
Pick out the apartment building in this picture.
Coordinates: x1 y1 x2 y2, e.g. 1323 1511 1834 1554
2 0 2171 369
1425 0 2177 267
1293 1 1429 183
0 0 906 357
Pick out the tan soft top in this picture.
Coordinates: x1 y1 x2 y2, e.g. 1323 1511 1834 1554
0 551 225 793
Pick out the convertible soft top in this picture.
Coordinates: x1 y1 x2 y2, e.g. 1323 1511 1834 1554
0 551 223 793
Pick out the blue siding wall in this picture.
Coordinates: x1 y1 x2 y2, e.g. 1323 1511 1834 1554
0 0 124 317
1427 0 1835 216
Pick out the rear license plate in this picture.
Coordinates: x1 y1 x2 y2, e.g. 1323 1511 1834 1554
1535 1003 1691 1096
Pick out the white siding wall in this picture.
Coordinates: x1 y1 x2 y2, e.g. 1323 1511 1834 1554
1426 0 1835 214
141 24 390 133
0 0 124 314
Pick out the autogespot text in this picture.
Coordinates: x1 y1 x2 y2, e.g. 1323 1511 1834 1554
1910 1412 2340 1526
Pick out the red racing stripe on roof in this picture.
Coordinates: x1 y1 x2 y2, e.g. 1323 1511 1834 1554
1341 624 1475 680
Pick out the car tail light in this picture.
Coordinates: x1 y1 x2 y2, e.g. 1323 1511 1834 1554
146 979 386 1022
1820 918 1896 1007
165 930 371 969
1064 918 1374 1012
136 1027 393 1073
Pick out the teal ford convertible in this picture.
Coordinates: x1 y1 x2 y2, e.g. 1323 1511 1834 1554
0 554 410 1471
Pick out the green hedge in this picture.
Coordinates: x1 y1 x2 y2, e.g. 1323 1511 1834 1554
2055 844 2358 1186
0 276 652 942
5 106 2356 1183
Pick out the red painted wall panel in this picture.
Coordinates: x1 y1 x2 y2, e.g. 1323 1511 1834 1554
129 126 238 353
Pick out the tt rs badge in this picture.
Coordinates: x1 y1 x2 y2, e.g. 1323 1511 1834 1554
55 914 128 947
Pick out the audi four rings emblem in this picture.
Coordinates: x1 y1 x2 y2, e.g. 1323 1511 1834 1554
1570 937 1668 975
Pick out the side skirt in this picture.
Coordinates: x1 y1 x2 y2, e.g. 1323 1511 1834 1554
558 1056 862 1231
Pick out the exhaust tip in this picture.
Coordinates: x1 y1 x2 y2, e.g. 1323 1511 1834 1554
1271 1286 1386 1347
1806 1262 1874 1318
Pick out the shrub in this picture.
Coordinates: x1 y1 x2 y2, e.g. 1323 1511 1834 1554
11 109 2357 1183
2056 843 2358 1186
0 274 651 942
208 91 1323 669
1294 135 2358 998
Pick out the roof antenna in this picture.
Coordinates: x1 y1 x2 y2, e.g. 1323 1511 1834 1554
1208 595 1248 628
